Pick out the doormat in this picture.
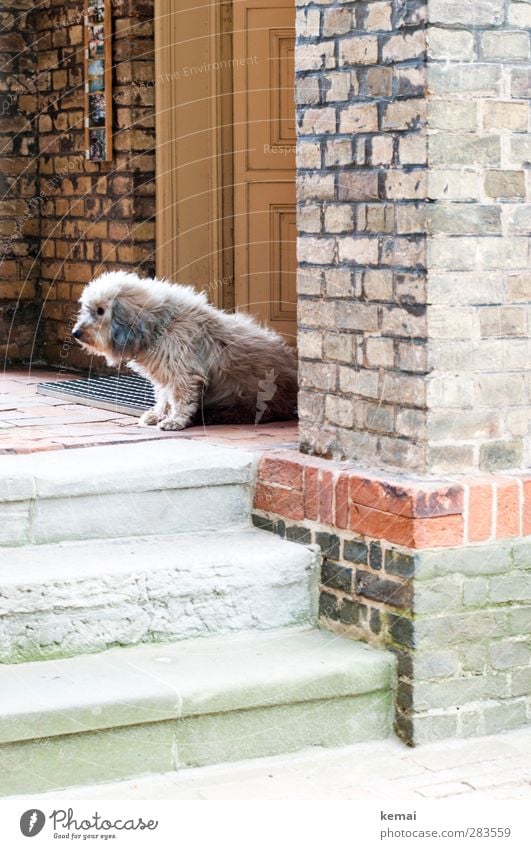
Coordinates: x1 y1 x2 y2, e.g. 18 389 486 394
36 374 155 416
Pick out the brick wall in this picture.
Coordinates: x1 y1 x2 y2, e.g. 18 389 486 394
0 0 155 369
37 0 156 369
296 0 530 474
254 452 531 743
426 0 531 474
296 0 429 472
0 0 41 363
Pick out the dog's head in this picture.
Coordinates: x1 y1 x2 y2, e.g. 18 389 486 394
72 271 161 365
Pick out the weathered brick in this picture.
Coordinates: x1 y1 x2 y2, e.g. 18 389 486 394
365 2 392 31
382 31 425 63
511 69 531 99
321 561 352 592
356 570 412 610
299 107 336 135
428 205 501 236
324 332 353 362
324 269 355 297
296 76 320 105
296 41 336 72
339 365 379 398
428 65 502 97
382 100 426 131
324 71 356 103
366 67 393 97
298 204 322 233
428 101 477 132
297 141 322 169
479 306 526 338
298 329 323 359
339 103 378 133
385 170 426 200
297 236 336 264
428 170 481 201
325 395 354 427
395 66 426 97
399 136 427 165
428 28 475 61
481 31 529 60
296 8 320 39
366 336 394 367
322 8 351 36
507 273 531 303
298 173 335 200
325 139 353 166
510 136 531 166
483 102 528 132
509 2 531 28
381 305 427 338
324 204 353 233
430 135 500 167
485 170 526 199
337 236 379 265
297 268 323 296
371 135 394 165
430 0 504 26
338 171 379 202
339 36 378 67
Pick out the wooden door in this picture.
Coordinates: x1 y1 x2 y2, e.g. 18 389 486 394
155 1 232 306
233 0 297 344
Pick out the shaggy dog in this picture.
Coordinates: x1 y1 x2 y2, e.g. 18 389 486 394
72 271 298 430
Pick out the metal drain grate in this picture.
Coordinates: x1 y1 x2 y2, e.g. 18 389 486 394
36 374 155 416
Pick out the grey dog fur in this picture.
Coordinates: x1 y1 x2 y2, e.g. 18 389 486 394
72 271 298 430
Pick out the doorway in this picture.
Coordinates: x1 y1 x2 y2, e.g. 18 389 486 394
154 0 296 342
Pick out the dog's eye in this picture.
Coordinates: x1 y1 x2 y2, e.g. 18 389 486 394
96 307 105 316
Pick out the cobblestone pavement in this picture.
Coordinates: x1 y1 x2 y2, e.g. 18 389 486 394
18 727 531 801
0 368 298 454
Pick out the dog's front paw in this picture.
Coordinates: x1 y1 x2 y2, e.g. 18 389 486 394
158 416 188 431
139 409 159 427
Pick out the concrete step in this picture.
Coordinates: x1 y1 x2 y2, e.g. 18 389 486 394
0 627 395 796
0 439 256 546
0 529 319 663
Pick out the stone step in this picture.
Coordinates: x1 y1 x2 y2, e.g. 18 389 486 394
0 529 319 663
0 439 256 546
0 627 395 796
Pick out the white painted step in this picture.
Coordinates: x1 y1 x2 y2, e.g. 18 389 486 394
0 627 395 796
0 440 256 546
0 529 319 662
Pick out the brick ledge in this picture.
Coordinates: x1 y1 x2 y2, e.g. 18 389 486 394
254 451 531 549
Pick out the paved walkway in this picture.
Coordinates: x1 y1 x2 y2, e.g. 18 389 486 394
0 367 298 454
19 727 531 800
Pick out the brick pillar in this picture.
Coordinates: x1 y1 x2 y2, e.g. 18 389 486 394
296 0 530 475
290 0 531 745
296 0 429 472
426 0 531 474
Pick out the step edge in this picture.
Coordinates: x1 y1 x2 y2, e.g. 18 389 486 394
0 631 395 744
0 685 394 747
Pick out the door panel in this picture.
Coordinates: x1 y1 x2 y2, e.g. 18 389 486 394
233 0 297 343
155 1 232 305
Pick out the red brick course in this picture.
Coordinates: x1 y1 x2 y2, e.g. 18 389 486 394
254 452 530 549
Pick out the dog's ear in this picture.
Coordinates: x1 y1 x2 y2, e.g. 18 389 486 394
110 298 146 357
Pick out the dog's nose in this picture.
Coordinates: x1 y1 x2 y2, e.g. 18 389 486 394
72 327 82 339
